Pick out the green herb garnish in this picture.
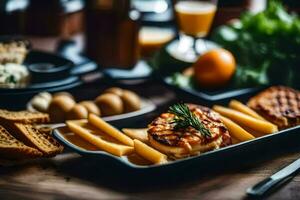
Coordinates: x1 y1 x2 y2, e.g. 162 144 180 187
168 103 211 137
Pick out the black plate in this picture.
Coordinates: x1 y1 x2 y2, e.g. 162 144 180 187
163 76 262 102
152 40 260 102
52 88 300 172
0 50 78 93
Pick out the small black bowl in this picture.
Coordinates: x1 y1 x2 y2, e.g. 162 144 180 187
28 62 71 83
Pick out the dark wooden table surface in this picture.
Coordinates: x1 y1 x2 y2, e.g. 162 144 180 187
1 37 300 200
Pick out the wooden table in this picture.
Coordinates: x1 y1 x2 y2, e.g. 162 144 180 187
1 38 300 200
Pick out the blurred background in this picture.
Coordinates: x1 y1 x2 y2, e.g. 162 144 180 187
2 0 297 69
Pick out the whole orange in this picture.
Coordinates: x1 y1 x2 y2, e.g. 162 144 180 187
193 48 236 88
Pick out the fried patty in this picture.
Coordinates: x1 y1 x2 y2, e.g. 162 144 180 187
148 104 231 159
247 86 300 130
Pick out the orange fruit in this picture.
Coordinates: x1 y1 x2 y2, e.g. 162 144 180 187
193 48 236 88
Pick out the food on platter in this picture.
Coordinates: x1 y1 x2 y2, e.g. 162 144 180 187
52 92 74 100
78 101 101 116
0 109 49 124
30 92 52 113
213 105 278 134
48 95 76 123
219 116 255 142
95 93 124 116
0 39 29 64
120 90 141 112
0 63 30 88
212 1 300 87
103 87 124 96
66 121 134 156
0 39 30 88
0 125 42 159
66 104 88 120
88 114 134 147
133 139 167 164
247 86 300 130
0 109 62 160
53 86 300 166
12 123 63 157
148 103 231 158
122 128 148 143
193 49 236 88
169 48 236 90
229 100 265 121
28 87 142 123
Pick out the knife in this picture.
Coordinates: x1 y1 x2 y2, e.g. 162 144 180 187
247 158 300 197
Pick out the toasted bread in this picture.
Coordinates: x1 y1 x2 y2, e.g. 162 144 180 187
0 125 42 159
247 86 300 129
0 109 49 124
11 123 63 157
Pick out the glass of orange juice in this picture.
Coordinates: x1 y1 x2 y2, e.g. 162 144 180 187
174 0 217 57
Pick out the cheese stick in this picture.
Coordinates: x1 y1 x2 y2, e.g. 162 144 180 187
134 139 167 164
66 121 134 156
88 114 134 146
213 105 278 134
220 116 255 142
122 128 148 143
229 100 266 121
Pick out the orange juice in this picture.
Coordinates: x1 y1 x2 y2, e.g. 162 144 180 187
139 27 174 57
175 1 216 37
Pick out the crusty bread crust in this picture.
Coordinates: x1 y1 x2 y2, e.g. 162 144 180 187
0 109 49 124
247 86 300 130
12 123 63 157
0 125 42 159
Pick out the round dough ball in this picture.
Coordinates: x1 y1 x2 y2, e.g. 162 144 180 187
37 92 52 102
66 104 88 120
103 87 123 97
121 90 141 112
53 92 74 100
79 101 101 116
48 96 76 122
31 96 50 113
95 93 123 116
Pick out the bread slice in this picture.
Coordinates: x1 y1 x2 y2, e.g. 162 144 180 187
247 86 300 129
0 109 49 124
0 125 42 159
11 123 63 157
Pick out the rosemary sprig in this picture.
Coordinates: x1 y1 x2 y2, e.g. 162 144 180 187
168 103 211 137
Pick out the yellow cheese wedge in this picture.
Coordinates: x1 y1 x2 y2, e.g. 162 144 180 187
66 121 134 156
134 139 167 164
229 100 266 121
88 114 134 146
220 116 255 142
122 128 148 143
213 105 278 134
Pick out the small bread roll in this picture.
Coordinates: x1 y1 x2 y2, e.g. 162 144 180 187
53 92 74 100
79 101 101 116
37 92 52 102
31 96 50 113
121 90 141 112
48 95 76 123
95 93 123 116
67 104 88 120
103 87 123 97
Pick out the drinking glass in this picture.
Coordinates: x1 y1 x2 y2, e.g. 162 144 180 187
174 0 218 60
